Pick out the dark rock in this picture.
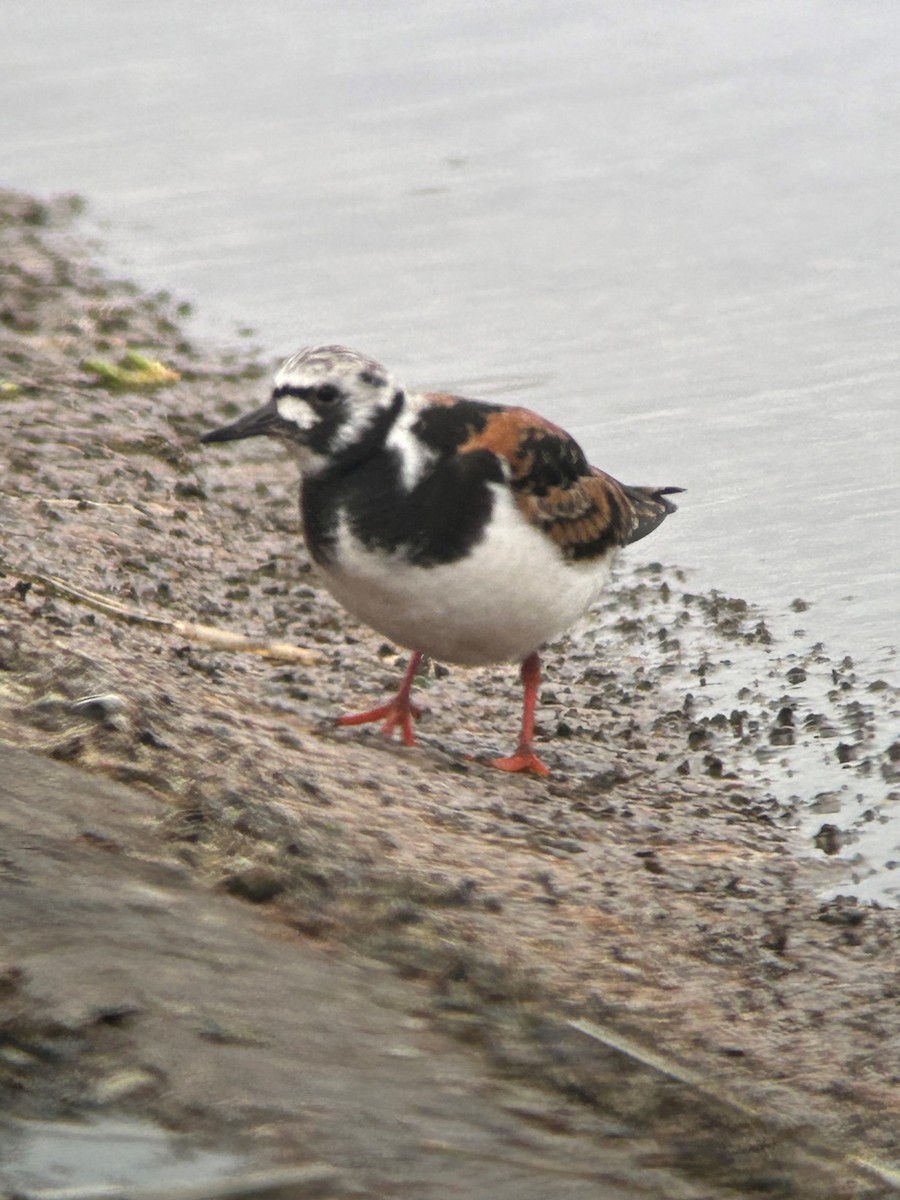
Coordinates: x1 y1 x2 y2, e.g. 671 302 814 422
223 865 287 903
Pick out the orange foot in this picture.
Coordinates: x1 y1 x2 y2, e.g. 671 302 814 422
335 697 423 747
491 746 550 776
489 652 550 775
335 652 424 748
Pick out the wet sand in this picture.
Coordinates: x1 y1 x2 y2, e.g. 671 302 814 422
1 189 899 1198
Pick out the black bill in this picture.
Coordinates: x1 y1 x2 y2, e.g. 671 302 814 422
200 397 281 444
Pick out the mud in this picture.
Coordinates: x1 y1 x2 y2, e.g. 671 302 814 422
1 188 899 1198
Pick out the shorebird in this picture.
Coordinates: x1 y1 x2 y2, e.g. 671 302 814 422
201 345 681 774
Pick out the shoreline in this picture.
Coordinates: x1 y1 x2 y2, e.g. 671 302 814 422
2 187 899 1198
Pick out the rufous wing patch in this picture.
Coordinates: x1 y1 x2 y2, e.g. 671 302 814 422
417 397 587 485
459 409 564 474
418 396 683 558
516 473 634 561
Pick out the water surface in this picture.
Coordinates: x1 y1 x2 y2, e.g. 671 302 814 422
3 0 898 677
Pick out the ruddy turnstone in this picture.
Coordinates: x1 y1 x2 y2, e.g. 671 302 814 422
201 345 682 775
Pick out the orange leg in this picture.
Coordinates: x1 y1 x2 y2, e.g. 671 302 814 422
335 651 424 747
492 652 550 776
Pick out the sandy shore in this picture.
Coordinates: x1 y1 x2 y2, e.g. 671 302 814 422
1 188 899 1198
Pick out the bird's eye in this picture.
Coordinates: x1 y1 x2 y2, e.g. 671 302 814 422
316 384 341 405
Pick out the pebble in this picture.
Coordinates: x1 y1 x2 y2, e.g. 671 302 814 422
223 865 287 903
70 692 128 719
91 1067 159 1104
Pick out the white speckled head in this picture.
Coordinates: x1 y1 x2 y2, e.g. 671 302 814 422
272 345 405 470
274 344 390 393
201 345 407 475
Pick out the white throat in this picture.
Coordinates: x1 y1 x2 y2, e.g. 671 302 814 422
384 397 436 490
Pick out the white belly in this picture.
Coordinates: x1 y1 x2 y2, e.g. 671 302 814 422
315 485 614 666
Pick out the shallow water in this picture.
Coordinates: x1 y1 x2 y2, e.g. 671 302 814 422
3 0 898 681
0 1116 243 1191
586 566 900 903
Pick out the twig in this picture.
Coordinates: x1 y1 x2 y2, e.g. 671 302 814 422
20 1163 343 1200
2 566 321 666
567 1016 900 1192
419 1138 656 1188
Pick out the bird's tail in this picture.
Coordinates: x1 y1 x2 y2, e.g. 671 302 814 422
620 484 685 545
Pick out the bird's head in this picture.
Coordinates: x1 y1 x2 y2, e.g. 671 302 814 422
201 345 404 474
